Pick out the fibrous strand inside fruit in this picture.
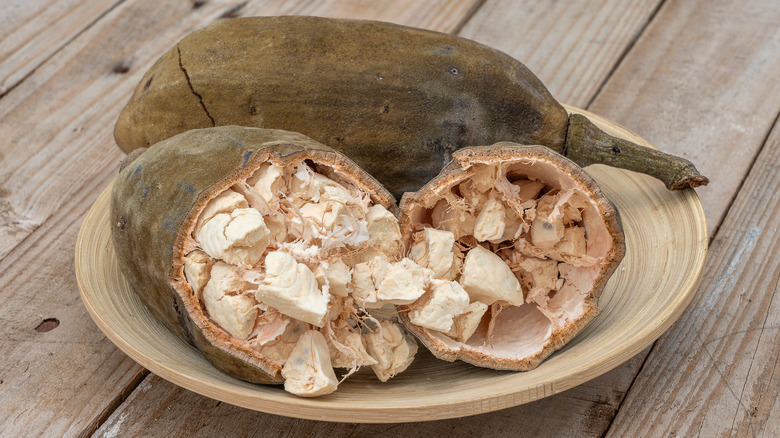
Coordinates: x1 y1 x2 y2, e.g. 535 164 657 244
402 158 614 362
181 152 614 392
181 158 418 396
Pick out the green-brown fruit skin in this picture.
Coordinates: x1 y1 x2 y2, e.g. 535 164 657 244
110 126 395 384
114 16 569 199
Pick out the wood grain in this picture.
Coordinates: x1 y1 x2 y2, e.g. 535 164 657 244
455 1 668 433
0 0 480 436
0 0 232 261
78 0 675 432
0 0 670 434
76 109 706 422
2 0 765 435
0 0 123 96
605 109 780 437
588 0 780 237
0 0 480 262
458 0 662 108
0 168 149 438
239 0 483 31
94 355 647 438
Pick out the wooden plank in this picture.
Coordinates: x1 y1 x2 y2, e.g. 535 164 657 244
573 0 780 434
458 0 662 108
605 103 780 438
0 0 479 262
94 352 648 437
88 1 667 436
587 0 780 237
0 167 150 437
0 0 123 96
0 1 480 436
0 0 235 260
240 0 482 31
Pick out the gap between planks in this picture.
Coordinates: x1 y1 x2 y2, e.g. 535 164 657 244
0 0 128 100
46 0 485 435
574 1 670 433
450 0 488 36
583 0 667 110
87 1 665 435
78 369 150 438
586 0 780 436
707 107 780 243
90 1 665 434
0 0 678 436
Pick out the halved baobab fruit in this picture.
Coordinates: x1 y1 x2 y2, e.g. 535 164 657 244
111 126 420 397
397 143 626 370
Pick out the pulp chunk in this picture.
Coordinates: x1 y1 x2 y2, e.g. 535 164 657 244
365 320 418 382
408 280 470 332
556 227 587 256
255 319 309 365
315 260 352 297
473 197 507 243
263 213 288 243
248 307 290 347
328 326 378 368
195 189 248 230
517 257 560 302
299 200 369 248
366 204 402 256
183 250 214 295
459 245 524 306
353 257 432 307
531 193 565 248
458 179 490 207
513 179 545 200
292 166 361 208
562 192 591 224
202 262 257 340
351 256 391 308
446 301 489 343
376 259 432 305
431 199 476 239
248 163 285 206
282 330 339 397
197 208 271 266
255 251 329 326
409 228 456 279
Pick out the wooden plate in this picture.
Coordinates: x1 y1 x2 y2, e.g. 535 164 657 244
75 107 707 423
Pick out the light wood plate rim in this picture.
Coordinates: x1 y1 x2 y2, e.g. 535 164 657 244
75 107 708 422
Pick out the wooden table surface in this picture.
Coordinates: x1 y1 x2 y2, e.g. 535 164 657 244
2 0 779 436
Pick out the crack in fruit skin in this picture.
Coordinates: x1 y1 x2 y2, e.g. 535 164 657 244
114 16 567 199
110 16 697 388
115 16 707 198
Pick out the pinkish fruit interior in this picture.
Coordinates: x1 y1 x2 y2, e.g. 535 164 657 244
401 155 618 367
180 157 418 396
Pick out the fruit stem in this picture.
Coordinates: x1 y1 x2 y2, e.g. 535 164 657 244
564 114 708 190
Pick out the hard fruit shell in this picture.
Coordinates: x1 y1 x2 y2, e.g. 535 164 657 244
397 143 626 371
110 126 395 384
114 16 569 198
